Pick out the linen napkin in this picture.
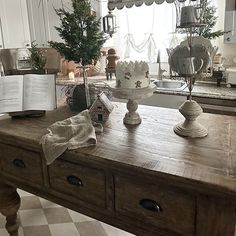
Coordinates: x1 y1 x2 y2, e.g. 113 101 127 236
40 110 97 165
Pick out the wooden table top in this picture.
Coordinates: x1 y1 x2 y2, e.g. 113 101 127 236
0 102 235 198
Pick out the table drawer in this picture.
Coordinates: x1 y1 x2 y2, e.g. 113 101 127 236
49 160 106 208
115 175 195 236
0 143 43 185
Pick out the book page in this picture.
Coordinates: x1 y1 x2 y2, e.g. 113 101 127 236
23 74 56 111
0 76 23 113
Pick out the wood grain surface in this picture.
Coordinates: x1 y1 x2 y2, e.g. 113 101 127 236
49 160 106 208
0 143 43 186
0 101 236 236
0 102 235 197
115 175 195 235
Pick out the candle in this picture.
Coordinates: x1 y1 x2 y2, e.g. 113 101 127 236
68 71 75 80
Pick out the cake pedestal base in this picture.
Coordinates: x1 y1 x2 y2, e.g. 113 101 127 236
109 83 156 125
174 100 208 138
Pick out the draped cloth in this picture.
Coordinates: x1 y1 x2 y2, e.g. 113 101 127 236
40 110 98 165
124 33 157 62
122 5 157 62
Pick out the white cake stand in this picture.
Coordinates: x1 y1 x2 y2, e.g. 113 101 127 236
109 83 156 125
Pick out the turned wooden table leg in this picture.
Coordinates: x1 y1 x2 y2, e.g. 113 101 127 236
0 182 21 236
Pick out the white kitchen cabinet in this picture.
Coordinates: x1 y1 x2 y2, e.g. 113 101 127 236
224 0 236 44
27 0 47 47
44 0 72 43
27 0 72 46
90 0 102 19
0 0 31 48
224 11 236 44
27 0 101 47
0 23 3 49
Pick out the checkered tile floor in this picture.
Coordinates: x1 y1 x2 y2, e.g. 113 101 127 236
0 189 134 236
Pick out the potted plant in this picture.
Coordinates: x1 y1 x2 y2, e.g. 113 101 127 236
28 41 47 74
194 1 230 40
49 0 106 111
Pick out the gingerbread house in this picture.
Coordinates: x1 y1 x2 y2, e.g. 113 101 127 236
89 92 114 122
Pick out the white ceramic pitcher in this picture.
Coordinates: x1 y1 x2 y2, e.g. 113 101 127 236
178 57 203 75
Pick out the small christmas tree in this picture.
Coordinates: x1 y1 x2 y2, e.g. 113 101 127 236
49 0 106 66
49 0 106 112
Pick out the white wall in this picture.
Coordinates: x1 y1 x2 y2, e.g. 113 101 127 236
215 0 236 66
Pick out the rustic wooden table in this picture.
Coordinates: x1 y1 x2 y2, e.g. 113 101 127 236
0 102 235 236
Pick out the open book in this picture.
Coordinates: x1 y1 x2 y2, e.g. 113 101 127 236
0 74 56 113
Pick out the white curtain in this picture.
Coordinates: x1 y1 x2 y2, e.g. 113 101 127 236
111 3 180 62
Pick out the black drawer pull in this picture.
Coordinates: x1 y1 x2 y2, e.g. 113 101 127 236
67 175 83 187
13 159 26 169
139 199 161 212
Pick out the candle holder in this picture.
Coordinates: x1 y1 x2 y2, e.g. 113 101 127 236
174 75 208 137
171 22 209 138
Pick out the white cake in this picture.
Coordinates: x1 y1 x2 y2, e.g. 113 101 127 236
115 61 150 89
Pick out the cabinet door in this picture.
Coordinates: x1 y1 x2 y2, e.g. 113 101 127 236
44 0 72 43
27 0 99 45
224 11 236 44
0 0 31 48
90 0 101 19
27 0 47 47
0 20 3 49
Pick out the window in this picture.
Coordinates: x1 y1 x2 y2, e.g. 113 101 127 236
98 114 103 121
103 3 185 63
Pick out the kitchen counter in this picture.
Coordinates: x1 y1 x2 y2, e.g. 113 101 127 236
154 82 236 100
57 76 236 101
56 75 106 86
